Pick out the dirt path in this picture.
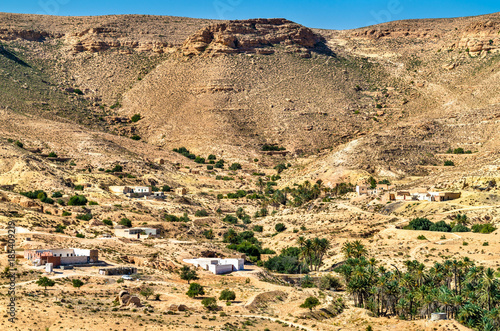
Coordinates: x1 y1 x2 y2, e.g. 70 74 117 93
409 232 462 260
231 314 314 331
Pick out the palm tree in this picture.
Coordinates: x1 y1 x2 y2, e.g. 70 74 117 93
479 268 497 311
341 241 354 259
352 240 367 258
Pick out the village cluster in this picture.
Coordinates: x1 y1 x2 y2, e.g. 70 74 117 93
355 184 461 202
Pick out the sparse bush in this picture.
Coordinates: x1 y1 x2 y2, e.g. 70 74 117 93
119 218 132 228
223 215 238 224
88 201 98 206
471 223 496 234
186 283 204 298
452 224 470 232
68 195 87 206
444 160 455 166
52 191 63 198
195 209 209 217
252 225 263 232
219 289 236 302
103 219 113 226
405 218 433 231
229 163 242 171
201 297 217 310
275 223 286 232
48 152 57 158
131 114 141 122
140 287 154 300
76 213 92 221
76 233 85 238
72 279 84 288
417 235 427 240
131 135 141 141
203 229 214 239
180 266 199 284
111 165 123 172
161 185 171 192
300 296 320 311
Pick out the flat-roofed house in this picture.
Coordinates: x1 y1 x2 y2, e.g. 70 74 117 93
24 248 98 267
114 227 158 239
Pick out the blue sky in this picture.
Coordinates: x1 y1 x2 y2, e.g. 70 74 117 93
2 0 499 29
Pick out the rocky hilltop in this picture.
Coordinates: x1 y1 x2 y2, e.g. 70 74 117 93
182 18 325 57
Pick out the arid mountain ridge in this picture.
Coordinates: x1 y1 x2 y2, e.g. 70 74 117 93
0 12 499 192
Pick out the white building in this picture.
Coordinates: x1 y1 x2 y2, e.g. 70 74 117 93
183 258 245 275
109 186 152 198
114 227 158 239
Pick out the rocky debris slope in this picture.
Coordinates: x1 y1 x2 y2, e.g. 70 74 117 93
182 18 326 57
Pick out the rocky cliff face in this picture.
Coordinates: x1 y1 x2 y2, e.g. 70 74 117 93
0 28 61 41
181 18 325 57
454 20 500 54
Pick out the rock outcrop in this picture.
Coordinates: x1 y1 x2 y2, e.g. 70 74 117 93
0 28 60 41
116 290 143 308
454 20 500 54
181 18 325 57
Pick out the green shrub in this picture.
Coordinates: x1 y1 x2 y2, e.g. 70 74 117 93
62 211 71 217
429 221 451 232
252 225 263 232
68 195 87 206
405 218 433 231
203 229 214 239
74 185 84 191
229 163 242 171
444 160 455 166
186 283 205 298
119 218 132 227
265 255 308 274
52 191 63 198
219 289 236 302
201 297 217 310
417 235 427 240
131 135 141 141
131 114 141 122
262 145 286 151
88 201 99 206
48 152 57 158
275 223 286 232
452 224 470 232
161 185 171 192
214 160 225 169
76 233 85 238
208 154 216 160
195 209 209 217
103 219 113 226
165 214 180 222
471 223 496 234
76 213 93 221
207 165 213 170
111 165 123 172
15 140 23 148
223 215 238 224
